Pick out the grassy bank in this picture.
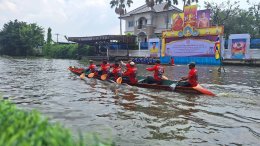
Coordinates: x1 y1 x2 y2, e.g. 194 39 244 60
0 100 114 146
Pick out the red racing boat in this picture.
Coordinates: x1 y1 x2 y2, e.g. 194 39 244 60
68 66 215 96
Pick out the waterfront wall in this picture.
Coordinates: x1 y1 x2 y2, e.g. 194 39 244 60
108 49 260 59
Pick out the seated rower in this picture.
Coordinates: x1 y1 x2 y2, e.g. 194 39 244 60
98 59 110 76
120 59 132 68
178 62 198 87
108 62 122 81
122 61 137 84
85 60 98 76
145 60 165 84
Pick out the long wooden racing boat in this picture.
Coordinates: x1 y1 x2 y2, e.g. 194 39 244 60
68 66 215 96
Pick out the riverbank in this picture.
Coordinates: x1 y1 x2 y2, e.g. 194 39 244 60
222 59 260 67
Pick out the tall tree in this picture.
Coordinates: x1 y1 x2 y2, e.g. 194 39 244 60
47 27 52 45
110 0 133 35
247 0 260 37
204 0 240 26
0 20 44 56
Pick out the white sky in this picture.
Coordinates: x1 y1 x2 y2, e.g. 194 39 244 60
0 0 253 42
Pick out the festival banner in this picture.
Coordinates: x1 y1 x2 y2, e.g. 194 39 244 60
165 38 216 57
197 9 211 28
148 38 160 58
163 26 224 38
172 13 184 31
184 5 197 28
231 39 246 59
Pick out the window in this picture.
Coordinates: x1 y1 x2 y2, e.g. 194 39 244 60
165 16 170 24
128 21 134 27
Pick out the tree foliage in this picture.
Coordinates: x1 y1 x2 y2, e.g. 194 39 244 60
43 44 78 59
205 0 260 38
0 20 44 56
110 0 133 35
145 0 198 8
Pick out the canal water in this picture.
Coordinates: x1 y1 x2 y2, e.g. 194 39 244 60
0 57 259 146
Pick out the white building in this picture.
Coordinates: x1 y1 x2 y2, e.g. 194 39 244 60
121 2 182 43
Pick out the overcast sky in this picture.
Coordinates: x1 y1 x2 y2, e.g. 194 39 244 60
0 0 253 42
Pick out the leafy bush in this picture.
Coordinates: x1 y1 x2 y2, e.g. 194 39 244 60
0 100 114 146
43 44 78 59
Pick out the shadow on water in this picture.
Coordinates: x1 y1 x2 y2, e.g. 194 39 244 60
0 57 260 146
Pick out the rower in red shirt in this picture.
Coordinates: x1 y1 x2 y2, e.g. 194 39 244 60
85 60 98 76
122 61 137 84
98 59 110 76
109 62 122 81
178 62 198 87
170 57 175 66
146 60 165 84
120 59 132 69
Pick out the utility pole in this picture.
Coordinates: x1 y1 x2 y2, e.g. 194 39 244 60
55 33 59 43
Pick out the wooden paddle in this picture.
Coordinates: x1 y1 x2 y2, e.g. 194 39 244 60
116 77 123 84
101 74 108 80
170 80 180 90
162 75 168 80
79 73 85 79
88 73 95 78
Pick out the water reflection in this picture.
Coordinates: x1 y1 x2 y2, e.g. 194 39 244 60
0 56 260 145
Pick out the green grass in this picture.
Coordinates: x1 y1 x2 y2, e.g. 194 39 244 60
0 100 114 146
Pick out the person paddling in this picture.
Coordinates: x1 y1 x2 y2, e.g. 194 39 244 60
85 60 98 76
109 62 122 81
178 62 198 87
120 59 132 68
146 60 165 84
98 59 110 76
122 61 137 84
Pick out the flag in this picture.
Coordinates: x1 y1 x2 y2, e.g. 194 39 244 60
214 36 220 60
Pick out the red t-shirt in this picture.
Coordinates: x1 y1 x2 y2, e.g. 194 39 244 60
111 66 121 80
125 63 131 69
123 66 137 84
88 64 98 76
146 64 164 81
171 58 174 65
101 63 110 74
188 68 198 87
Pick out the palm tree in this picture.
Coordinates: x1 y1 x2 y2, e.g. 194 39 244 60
110 0 133 35
182 0 198 9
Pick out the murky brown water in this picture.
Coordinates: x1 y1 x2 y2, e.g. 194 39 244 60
0 57 260 146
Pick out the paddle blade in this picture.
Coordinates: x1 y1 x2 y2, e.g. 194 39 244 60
192 84 215 96
88 73 95 78
80 73 85 79
116 77 122 84
162 75 168 80
101 74 107 80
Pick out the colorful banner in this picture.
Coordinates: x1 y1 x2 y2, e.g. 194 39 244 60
163 26 224 38
197 9 210 28
148 38 160 58
172 13 184 31
231 39 246 59
184 5 197 28
165 38 216 57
